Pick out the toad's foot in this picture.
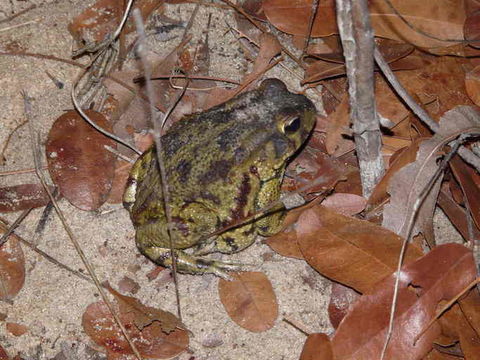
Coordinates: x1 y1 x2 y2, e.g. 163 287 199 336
141 246 245 280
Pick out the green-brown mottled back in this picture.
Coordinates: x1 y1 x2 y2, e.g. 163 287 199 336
123 79 316 278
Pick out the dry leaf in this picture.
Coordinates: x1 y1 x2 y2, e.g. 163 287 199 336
106 285 184 333
0 221 25 301
264 230 303 259
328 282 360 329
465 64 480 106
438 303 480 358
68 0 163 44
367 140 421 210
449 155 480 230
331 243 477 359
46 110 116 211
437 189 480 242
321 193 366 216
0 345 8 360
82 300 188 359
300 333 333 360
264 0 465 50
107 160 133 204
0 184 55 212
383 106 480 245
218 271 278 332
296 205 424 293
5 323 27 337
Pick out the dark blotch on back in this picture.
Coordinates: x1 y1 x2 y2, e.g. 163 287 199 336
231 173 251 220
198 159 233 185
176 159 192 184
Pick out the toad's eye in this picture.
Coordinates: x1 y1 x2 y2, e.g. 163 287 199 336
282 116 301 134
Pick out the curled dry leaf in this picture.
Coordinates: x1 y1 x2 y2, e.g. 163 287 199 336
218 272 278 332
331 243 477 359
296 205 423 293
46 110 116 211
0 184 55 212
300 333 333 360
0 221 25 301
82 300 188 359
383 106 480 245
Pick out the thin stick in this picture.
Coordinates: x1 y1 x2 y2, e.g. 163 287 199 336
0 208 32 246
380 135 467 360
0 166 46 176
374 47 480 172
301 0 319 57
22 92 143 360
0 19 38 33
0 119 27 164
133 9 183 321
0 219 93 284
0 4 37 24
71 86 141 155
413 277 480 344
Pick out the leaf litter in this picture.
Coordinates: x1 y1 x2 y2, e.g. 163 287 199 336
0 0 480 359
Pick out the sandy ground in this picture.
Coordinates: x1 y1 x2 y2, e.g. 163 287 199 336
0 1 463 359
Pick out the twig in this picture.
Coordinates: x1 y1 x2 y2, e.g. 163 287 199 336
0 208 32 246
380 135 467 360
34 188 58 237
71 86 141 155
282 317 311 336
133 9 183 321
0 19 38 33
0 166 46 176
0 119 27 164
301 0 319 57
104 145 135 163
374 47 480 172
336 0 384 197
0 4 37 24
413 277 480 344
22 92 143 360
0 219 93 284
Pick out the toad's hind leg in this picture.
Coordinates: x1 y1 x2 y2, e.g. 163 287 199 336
140 246 241 279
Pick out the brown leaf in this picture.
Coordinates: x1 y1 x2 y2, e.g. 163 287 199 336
383 106 480 246
218 271 278 332
465 64 480 106
46 110 116 211
82 300 188 358
0 184 55 212
296 205 423 293
283 146 348 197
0 221 25 301
367 140 420 210
438 303 480 359
106 284 184 333
300 333 333 360
321 193 366 216
328 283 360 329
68 0 163 44
5 323 27 337
331 243 477 359
264 230 303 259
264 0 465 50
437 189 480 241
449 155 480 230
464 7 480 48
0 345 9 360
107 160 132 204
